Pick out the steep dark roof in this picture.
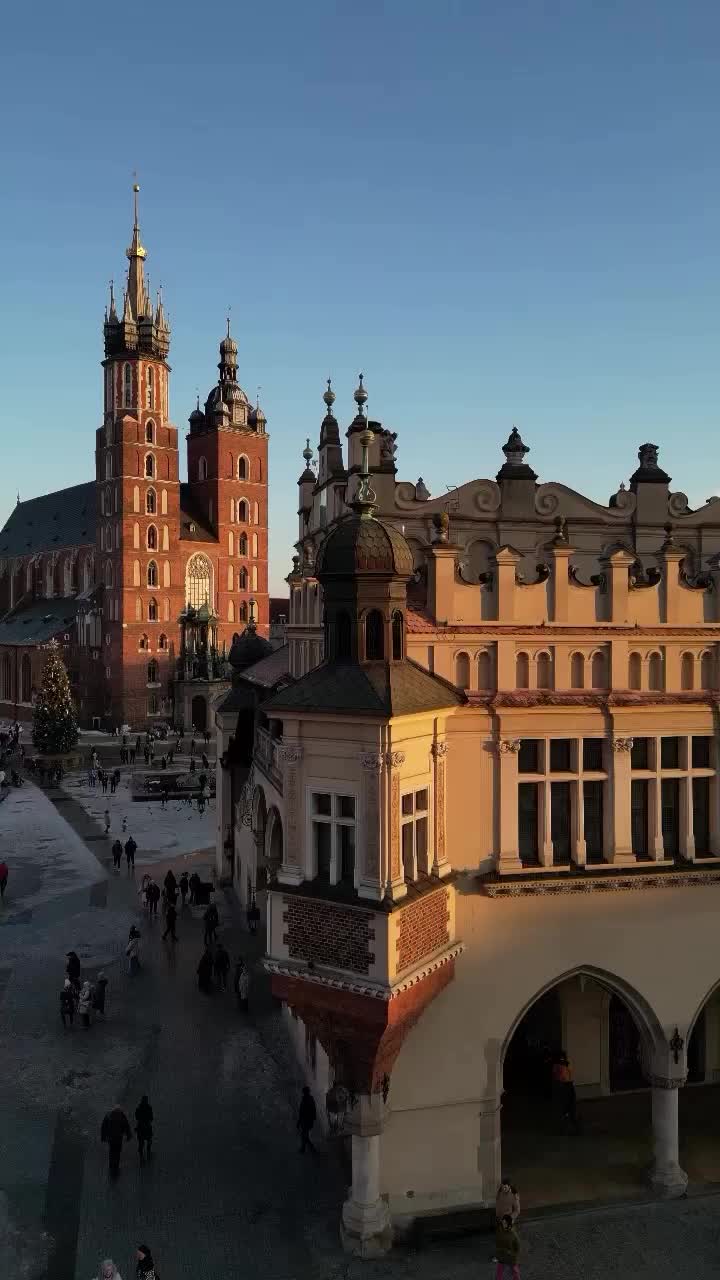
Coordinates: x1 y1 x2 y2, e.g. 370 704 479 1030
0 483 96 557
179 485 217 543
263 658 464 718
0 597 84 645
239 645 291 689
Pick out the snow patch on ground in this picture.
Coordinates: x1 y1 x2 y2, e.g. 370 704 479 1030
61 768 216 862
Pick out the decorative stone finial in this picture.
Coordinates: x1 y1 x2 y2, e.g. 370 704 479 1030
352 426 377 516
303 438 313 465
353 372 368 414
432 511 450 544
323 377 336 411
552 515 568 545
503 426 529 465
661 522 675 551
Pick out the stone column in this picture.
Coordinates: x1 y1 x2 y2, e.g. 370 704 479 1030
276 744 304 886
497 739 522 873
359 752 385 901
431 741 451 877
679 770 695 861
572 778 586 866
649 1077 688 1197
341 1094 392 1257
610 737 635 863
651 775 665 860
385 751 407 901
540 779 553 867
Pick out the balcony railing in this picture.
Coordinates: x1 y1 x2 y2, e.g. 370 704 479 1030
255 726 283 792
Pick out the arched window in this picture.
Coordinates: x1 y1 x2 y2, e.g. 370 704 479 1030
148 598 158 621
477 650 491 690
198 457 208 482
392 611 404 661
700 650 714 691
239 533 248 556
591 651 606 690
158 633 168 651
145 454 155 478
255 458 262 482
144 489 155 517
133 486 140 513
238 499 249 523
570 652 585 689
163 598 170 621
681 652 694 691
163 561 170 587
238 455 248 480
239 601 248 622
123 362 132 407
239 566 248 590
536 652 552 689
2 653 12 700
365 610 385 661
21 655 31 703
455 651 470 689
139 632 148 649
648 652 663 691
146 368 154 410
147 659 158 683
145 419 154 443
147 560 158 588
186 554 212 609
228 600 235 623
516 652 530 689
629 652 642 689
147 525 157 551
105 560 113 589
105 453 113 479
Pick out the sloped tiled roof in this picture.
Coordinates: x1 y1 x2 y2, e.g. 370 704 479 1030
0 597 84 645
0 484 96 557
263 658 463 718
239 645 291 689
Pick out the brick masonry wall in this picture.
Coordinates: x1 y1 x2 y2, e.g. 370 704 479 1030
283 896 376 975
396 887 450 973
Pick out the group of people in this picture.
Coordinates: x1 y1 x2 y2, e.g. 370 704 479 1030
196 944 250 1007
61 951 108 1028
111 836 137 871
100 1098 154 1174
92 1244 158 1280
91 765 122 794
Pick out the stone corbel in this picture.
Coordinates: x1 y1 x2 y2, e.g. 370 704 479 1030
497 739 521 755
612 737 634 753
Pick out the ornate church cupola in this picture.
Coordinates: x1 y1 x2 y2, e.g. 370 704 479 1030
316 428 413 664
202 321 254 429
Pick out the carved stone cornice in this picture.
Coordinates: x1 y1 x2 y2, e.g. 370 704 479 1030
277 745 303 765
264 943 465 1002
431 742 448 758
386 751 405 769
612 737 634 753
484 866 720 898
647 1074 687 1091
360 752 384 772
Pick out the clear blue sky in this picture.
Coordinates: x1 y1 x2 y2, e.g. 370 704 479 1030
2 1 718 593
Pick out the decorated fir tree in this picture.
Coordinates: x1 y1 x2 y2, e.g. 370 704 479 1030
32 641 79 755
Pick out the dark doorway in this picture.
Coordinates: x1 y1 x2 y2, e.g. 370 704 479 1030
631 780 648 858
609 995 645 1091
191 695 207 733
503 988 562 1097
518 783 539 864
551 782 571 864
661 779 680 858
687 1009 706 1084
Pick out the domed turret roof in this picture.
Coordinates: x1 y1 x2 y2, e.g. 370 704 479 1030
316 514 414 579
229 624 273 672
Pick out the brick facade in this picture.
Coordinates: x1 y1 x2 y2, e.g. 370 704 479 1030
396 887 450 973
283 896 376 975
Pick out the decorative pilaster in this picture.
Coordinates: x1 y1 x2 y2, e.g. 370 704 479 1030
496 739 522 873
610 736 635 864
431 741 451 877
386 751 407 901
277 744 304 885
359 753 385 900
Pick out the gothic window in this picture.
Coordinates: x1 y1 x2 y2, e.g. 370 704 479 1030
26 561 33 592
162 525 169 551
648 651 663 691
123 363 132 407
536 652 552 689
83 559 91 592
148 694 158 715
681 652 694 691
365 610 384 661
2 653 12 701
147 659 158 684
239 601 248 623
185 553 212 610
238 499 249 523
455 651 470 690
145 454 155 478
159 633 168 650
238 455 248 480
147 525 158 551
255 458 262 482
238 533 248 556
392 611 404 661
147 560 158 588
629 651 642 690
21 654 31 703
104 560 113 588
163 598 170 621
139 631 148 648
105 523 112 552
163 561 170 587
591 651 606 690
700 650 714 690
105 453 113 479
146 368 154 410
64 559 73 595
144 492 155 522
570 652 585 689
103 486 111 516
145 419 155 444
229 499 235 522
198 457 208 482
239 566 248 591
148 598 158 621
516 652 530 689
228 600 235 623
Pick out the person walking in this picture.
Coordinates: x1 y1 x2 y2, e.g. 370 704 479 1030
100 1105 132 1177
135 1245 158 1279
149 881 160 917
197 946 213 993
101 770 109 795
126 928 140 975
135 1095 154 1163
189 872 200 905
92 1259 122 1280
104 809 111 836
496 1179 520 1224
161 901 178 942
60 980 75 1029
234 960 250 1011
179 871 189 907
93 972 108 1019
297 1085 317 1153
78 981 93 1028
125 836 137 873
66 950 81 994
203 902 219 946
129 746 136 765
495 1214 521 1280
213 941 230 989
163 869 177 897
111 839 123 872
0 859 8 900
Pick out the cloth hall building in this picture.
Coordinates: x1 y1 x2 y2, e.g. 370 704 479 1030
216 379 720 1254
0 190 269 730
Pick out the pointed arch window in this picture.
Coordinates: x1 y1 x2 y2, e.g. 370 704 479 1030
146 488 156 514
147 659 159 684
228 531 234 556
239 601 248 623
145 453 155 478
238 499 249 523
147 560 158 588
147 525 158 551
228 600 235 623
198 457 208 482
365 610 385 661
105 560 113 589
253 501 259 525
158 632 168 651
123 362 132 407
186 553 212 610
148 598 158 621
238 455 249 480
146 367 154 410
105 453 113 479
139 632 148 649
145 419 155 443
239 533 248 556
239 566 248 591
136 598 143 621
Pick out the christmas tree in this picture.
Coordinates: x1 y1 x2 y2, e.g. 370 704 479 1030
32 641 79 755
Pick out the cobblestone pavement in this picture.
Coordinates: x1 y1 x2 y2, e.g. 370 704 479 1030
3 780 720 1279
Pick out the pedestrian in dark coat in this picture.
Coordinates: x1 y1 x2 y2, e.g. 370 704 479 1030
135 1096 154 1162
495 1215 521 1280
163 869 176 895
125 837 137 871
298 1086 317 1153
161 903 178 942
203 902 219 946
93 972 108 1017
189 872 200 905
101 1105 132 1176
213 941 230 988
66 950 81 991
0 859 8 899
104 809 111 835
111 839 123 871
60 980 75 1028
135 1245 157 1279
197 946 213 993
179 872 189 906
149 881 160 916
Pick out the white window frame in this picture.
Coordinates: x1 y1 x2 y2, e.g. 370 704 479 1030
400 783 431 880
306 781 358 887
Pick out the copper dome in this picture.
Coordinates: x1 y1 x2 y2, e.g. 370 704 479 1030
316 515 414 579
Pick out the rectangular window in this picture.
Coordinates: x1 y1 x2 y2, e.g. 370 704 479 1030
311 791 355 885
631 779 648 857
693 777 710 855
661 737 680 769
661 778 680 856
400 788 430 880
550 739 571 772
692 737 711 769
583 739 604 772
550 781 571 864
631 738 649 770
518 739 540 774
518 783 539 863
584 781 604 862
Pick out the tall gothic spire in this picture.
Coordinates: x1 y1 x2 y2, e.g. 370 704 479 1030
125 183 148 319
